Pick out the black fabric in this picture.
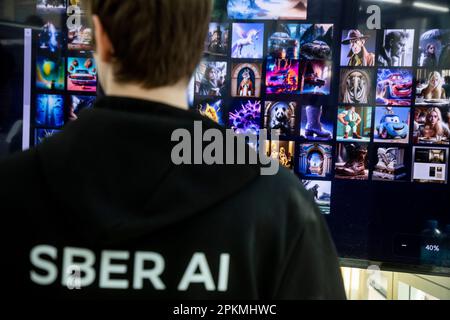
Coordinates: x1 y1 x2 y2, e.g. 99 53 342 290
0 96 345 300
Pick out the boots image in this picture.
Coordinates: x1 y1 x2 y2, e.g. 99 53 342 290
305 106 332 140
385 149 398 173
376 148 388 171
336 144 367 177
343 147 367 176
336 144 356 175
373 147 406 181
375 148 397 173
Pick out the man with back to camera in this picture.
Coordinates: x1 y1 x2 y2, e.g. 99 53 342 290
0 0 345 300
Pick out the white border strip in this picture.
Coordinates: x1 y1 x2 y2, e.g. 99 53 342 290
22 28 32 151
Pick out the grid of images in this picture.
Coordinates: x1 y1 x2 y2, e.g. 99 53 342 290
192 16 334 132
33 0 97 146
266 23 334 96
192 5 449 214
337 28 449 185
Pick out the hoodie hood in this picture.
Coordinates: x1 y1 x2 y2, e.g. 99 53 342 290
37 96 260 245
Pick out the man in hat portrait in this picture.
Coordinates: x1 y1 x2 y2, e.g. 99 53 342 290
342 29 375 67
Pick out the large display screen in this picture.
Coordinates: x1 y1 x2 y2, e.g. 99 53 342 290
190 0 450 275
0 0 449 275
28 0 97 147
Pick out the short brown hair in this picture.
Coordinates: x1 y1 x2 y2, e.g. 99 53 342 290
89 0 212 88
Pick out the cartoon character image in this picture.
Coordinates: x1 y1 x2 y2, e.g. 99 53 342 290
377 114 409 139
377 72 413 106
341 29 375 67
338 106 362 139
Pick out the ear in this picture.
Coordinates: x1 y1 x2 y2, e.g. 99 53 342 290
92 15 114 63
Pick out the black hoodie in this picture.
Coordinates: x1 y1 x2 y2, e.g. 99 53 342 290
0 97 345 300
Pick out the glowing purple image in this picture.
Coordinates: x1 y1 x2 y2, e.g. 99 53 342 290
229 100 262 135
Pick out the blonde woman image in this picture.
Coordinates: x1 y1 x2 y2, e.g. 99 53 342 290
422 107 450 142
420 71 447 100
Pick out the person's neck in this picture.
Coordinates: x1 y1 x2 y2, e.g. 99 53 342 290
105 79 189 110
